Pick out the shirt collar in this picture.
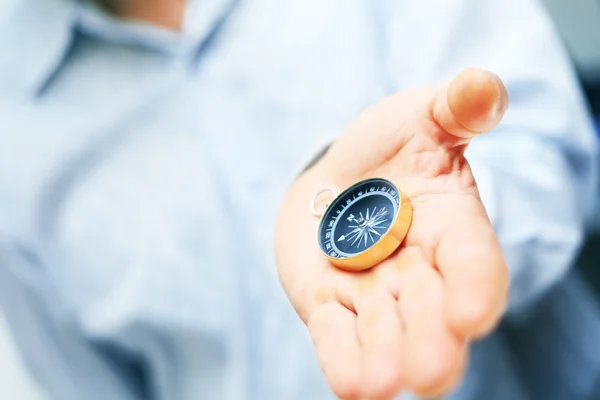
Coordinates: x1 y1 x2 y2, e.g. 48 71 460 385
1 0 238 97
0 0 75 97
73 0 239 54
74 1 185 54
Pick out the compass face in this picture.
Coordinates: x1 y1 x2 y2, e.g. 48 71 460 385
318 178 401 260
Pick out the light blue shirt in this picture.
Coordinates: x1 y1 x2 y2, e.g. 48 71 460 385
1 0 599 399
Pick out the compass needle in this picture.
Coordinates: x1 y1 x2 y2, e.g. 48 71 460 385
368 227 381 237
351 231 362 247
367 229 375 243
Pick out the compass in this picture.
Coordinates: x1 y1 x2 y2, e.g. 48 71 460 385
314 178 412 271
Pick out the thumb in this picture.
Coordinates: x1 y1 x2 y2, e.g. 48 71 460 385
432 68 509 140
317 68 508 182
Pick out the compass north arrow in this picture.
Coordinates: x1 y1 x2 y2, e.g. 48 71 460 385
337 235 346 242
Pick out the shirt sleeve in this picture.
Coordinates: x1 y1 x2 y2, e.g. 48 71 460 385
380 0 599 312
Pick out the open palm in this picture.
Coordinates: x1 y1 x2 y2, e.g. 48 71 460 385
275 68 509 399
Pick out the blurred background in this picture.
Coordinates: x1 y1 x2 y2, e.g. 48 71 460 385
1 0 600 399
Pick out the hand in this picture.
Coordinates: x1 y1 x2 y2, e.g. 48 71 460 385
275 68 510 399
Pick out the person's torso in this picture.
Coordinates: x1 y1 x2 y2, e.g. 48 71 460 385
0 1 400 398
